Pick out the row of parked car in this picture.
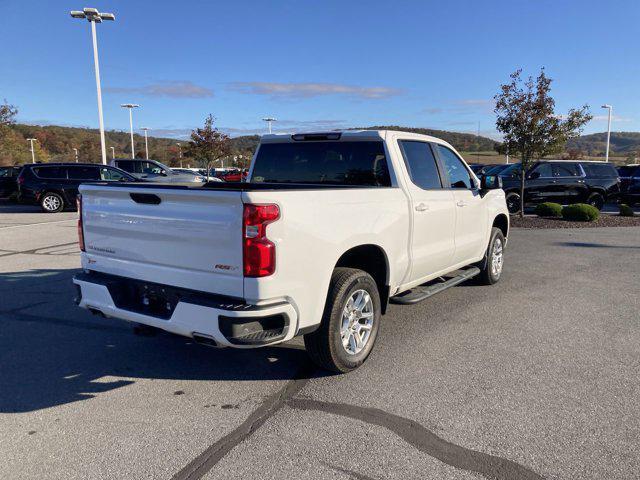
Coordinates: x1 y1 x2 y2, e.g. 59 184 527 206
469 160 639 213
0 159 247 213
1 157 638 214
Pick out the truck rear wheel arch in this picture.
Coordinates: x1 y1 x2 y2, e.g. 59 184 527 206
335 245 390 314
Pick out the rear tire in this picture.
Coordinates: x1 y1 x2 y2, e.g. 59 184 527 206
587 193 604 210
304 268 381 373
40 192 64 213
477 227 505 285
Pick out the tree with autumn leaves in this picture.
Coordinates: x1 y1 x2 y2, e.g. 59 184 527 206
185 114 231 180
494 69 592 217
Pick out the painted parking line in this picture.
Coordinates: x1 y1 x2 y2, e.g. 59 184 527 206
0 219 76 229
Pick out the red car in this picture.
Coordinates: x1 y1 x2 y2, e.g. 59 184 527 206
219 170 248 182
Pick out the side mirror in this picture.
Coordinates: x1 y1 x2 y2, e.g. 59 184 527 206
481 175 503 190
160 170 168 176
528 171 540 180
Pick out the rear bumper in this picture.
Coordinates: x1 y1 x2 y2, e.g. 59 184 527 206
73 271 298 348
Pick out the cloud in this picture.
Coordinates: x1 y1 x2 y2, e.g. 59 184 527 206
105 81 214 98
229 82 402 99
591 114 633 123
454 99 494 106
422 99 495 117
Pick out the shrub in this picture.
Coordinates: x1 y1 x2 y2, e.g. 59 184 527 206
562 203 600 222
535 202 563 217
619 204 635 217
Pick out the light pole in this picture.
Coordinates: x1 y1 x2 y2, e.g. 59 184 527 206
73 148 79 163
262 117 277 134
27 138 37 163
121 103 140 158
177 142 183 167
70 8 115 165
141 127 150 159
601 104 613 162
110 146 115 159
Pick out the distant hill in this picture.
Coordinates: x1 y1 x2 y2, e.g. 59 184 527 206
4 122 638 167
228 126 498 156
567 132 640 156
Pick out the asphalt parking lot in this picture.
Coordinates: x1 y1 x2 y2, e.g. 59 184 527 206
1 202 639 480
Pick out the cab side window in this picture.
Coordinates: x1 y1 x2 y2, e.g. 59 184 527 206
100 167 127 181
116 160 141 174
437 145 473 189
553 163 581 177
398 140 442 189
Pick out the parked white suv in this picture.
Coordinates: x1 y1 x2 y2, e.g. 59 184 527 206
74 130 508 372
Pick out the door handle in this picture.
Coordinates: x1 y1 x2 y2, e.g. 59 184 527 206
415 203 429 212
456 200 467 207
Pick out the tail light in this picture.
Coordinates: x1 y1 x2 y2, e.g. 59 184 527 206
77 195 85 252
17 174 25 185
243 203 279 277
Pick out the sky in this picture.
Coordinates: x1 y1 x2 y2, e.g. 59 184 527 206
1 0 638 139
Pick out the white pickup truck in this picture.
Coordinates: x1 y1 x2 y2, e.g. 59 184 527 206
73 130 508 372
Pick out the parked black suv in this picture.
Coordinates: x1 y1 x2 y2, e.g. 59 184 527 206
618 165 640 205
0 165 22 200
501 160 620 213
17 163 138 213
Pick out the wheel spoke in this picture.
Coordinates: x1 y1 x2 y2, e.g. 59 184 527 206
348 334 357 353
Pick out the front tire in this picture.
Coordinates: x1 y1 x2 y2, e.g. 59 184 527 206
505 192 521 214
40 192 64 213
587 193 604 210
304 268 381 373
477 227 505 285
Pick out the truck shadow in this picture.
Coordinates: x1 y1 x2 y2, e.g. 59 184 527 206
0 268 318 413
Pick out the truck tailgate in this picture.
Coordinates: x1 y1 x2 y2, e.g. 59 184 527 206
79 184 244 298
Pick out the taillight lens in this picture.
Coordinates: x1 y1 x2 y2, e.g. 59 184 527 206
77 195 85 252
243 203 279 277
17 174 24 185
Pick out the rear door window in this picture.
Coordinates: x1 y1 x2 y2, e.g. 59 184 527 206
33 166 67 179
398 141 442 189
553 163 581 177
67 166 100 180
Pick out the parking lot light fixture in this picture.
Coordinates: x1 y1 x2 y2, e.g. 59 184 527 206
262 117 277 134
27 138 37 163
601 104 613 162
110 146 115 159
69 7 115 165
73 148 79 163
121 104 140 158
140 127 151 159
